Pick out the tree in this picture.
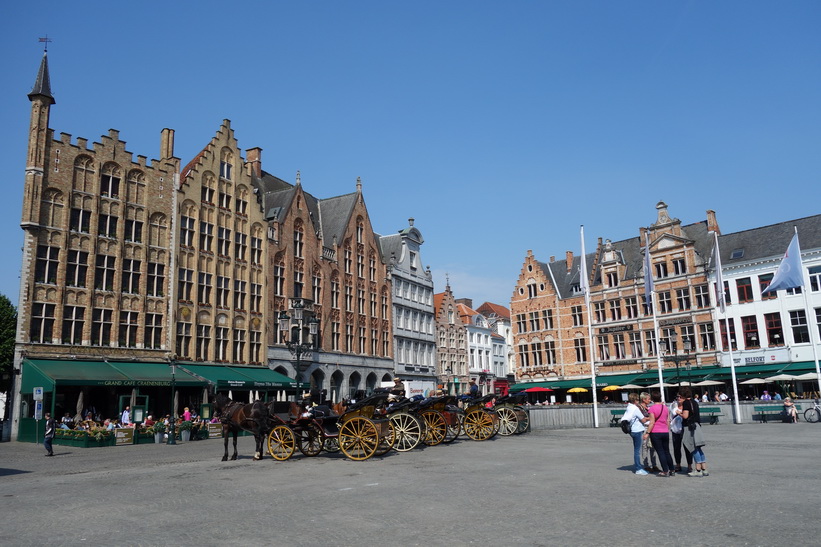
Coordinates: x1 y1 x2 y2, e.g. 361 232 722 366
0 294 17 394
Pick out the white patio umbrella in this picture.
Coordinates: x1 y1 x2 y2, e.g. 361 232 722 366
74 390 84 422
740 378 767 385
173 390 179 418
793 372 820 381
646 382 676 388
620 384 644 390
694 380 725 386
765 374 799 382
202 387 209 404
130 388 137 409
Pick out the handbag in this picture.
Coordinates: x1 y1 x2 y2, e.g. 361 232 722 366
670 415 683 434
620 419 632 434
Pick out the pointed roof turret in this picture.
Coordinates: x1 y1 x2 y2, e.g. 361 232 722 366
28 52 55 105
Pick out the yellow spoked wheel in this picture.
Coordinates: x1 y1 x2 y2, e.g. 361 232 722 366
463 409 495 441
420 410 447 446
338 417 379 461
297 423 324 457
388 413 423 452
267 425 296 461
496 407 519 436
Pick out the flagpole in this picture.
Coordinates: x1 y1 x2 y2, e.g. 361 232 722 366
791 228 821 396
580 226 599 427
644 232 666 403
713 231 742 423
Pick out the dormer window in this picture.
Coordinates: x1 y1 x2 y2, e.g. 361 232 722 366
606 272 619 287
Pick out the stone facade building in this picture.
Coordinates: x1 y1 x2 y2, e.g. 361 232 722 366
378 219 437 395
433 283 468 394
9 52 395 441
511 202 719 389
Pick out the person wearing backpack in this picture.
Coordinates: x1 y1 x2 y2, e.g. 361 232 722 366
621 393 650 475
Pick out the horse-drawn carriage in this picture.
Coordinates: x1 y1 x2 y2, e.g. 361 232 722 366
266 392 394 461
492 392 530 435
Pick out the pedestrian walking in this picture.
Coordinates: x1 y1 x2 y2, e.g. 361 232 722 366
43 412 56 456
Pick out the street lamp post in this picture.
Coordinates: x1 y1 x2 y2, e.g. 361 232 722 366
278 299 318 387
168 356 177 446
665 337 692 388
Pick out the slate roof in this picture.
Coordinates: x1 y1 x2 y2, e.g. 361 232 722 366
542 220 714 300
376 232 403 264
28 52 54 104
716 214 821 267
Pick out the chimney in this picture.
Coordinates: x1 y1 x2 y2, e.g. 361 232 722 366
247 147 262 178
706 209 720 234
566 251 574 272
160 128 175 160
456 298 473 309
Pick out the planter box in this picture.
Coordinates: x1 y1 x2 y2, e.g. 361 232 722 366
134 434 155 444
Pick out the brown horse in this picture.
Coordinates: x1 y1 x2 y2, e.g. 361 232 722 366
213 393 270 461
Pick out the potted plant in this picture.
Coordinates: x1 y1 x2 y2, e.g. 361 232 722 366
151 421 167 444
178 420 193 442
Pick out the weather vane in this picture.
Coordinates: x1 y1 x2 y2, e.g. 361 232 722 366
39 35 52 52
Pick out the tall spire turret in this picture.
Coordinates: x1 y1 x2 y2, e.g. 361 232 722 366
28 51 55 105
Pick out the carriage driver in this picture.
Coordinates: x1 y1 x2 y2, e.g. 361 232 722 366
389 377 406 400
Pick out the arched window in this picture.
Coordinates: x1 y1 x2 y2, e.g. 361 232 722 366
220 149 234 180
100 163 122 198
72 155 94 192
126 169 146 204
40 189 63 228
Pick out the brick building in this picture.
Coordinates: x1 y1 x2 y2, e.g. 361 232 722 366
9 52 394 441
511 202 719 396
433 282 468 394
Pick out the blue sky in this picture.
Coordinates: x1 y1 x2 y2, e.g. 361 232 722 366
1 2 819 309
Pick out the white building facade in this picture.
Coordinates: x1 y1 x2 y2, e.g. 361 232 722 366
378 219 438 395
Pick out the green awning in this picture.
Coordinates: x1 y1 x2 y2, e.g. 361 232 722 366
23 359 204 388
180 364 297 390
510 373 642 392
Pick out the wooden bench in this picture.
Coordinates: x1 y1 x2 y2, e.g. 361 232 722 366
609 409 625 427
754 404 802 423
699 407 723 425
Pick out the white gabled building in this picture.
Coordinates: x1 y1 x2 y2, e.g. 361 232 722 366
378 219 438 395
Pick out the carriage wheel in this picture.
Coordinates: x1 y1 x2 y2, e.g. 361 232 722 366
267 425 296 461
463 409 495 441
515 407 530 434
496 407 519 436
388 413 423 452
419 410 447 446
374 423 396 456
488 410 501 439
443 413 461 443
338 417 379 461
323 437 341 452
297 423 324 457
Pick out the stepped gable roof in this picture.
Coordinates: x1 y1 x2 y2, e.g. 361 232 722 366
29 52 54 104
476 302 510 320
433 292 445 315
716 213 821 267
180 147 207 183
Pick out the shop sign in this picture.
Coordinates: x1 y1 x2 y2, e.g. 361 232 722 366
207 423 223 437
115 428 134 445
599 325 634 334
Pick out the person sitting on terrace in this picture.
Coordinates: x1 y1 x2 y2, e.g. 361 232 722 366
783 398 798 423
60 413 74 429
143 415 155 428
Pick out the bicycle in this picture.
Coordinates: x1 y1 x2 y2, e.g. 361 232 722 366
804 399 821 423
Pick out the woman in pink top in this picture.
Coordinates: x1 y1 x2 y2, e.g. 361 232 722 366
643 390 675 476
183 407 192 422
